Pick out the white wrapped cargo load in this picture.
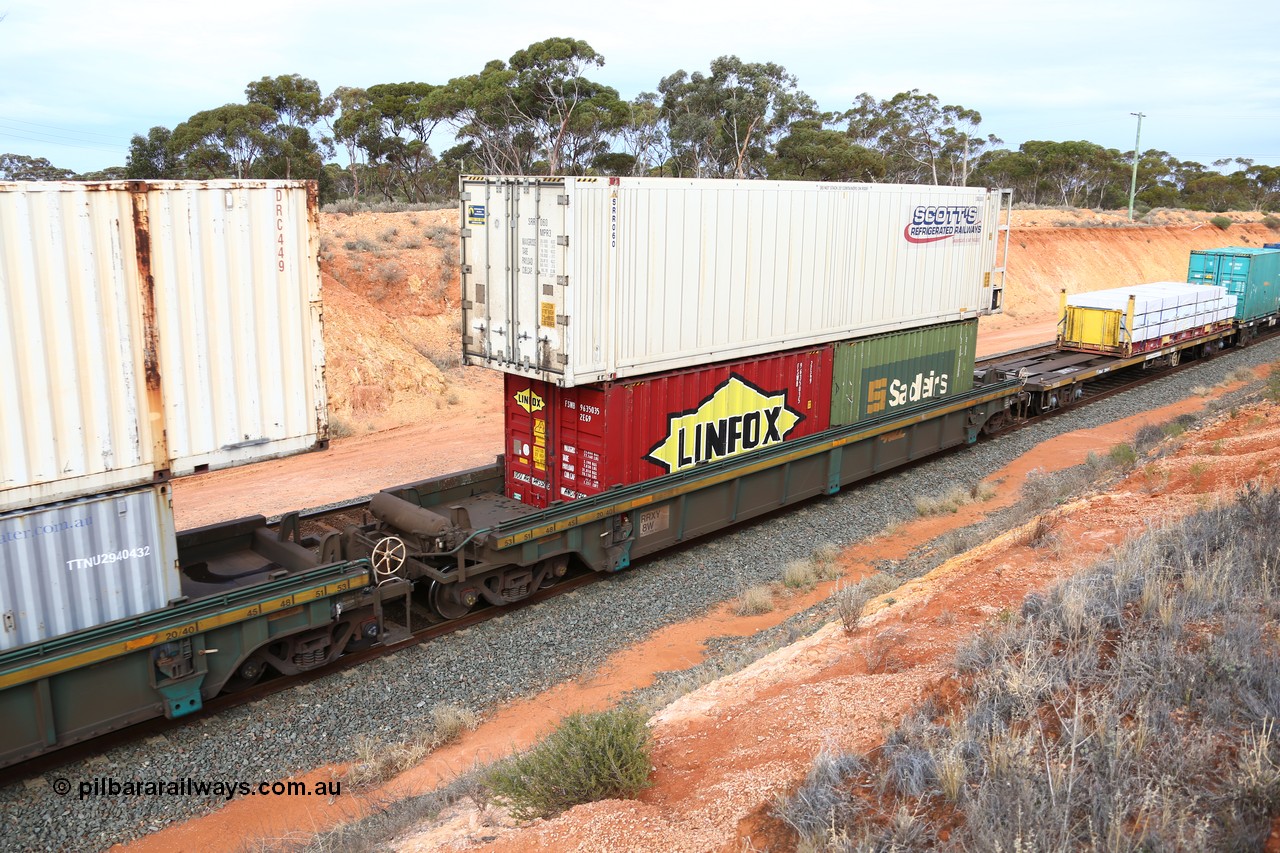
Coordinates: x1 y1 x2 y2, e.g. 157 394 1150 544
1061 282 1236 355
460 176 1008 386
0 180 327 512
0 484 180 651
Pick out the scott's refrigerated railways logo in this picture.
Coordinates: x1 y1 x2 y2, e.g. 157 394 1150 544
513 388 545 413
645 375 804 474
904 205 981 244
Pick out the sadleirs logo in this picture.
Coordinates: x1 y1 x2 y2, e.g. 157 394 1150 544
904 205 982 244
513 388 545 413
646 375 804 474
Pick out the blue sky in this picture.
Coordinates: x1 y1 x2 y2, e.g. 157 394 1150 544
1 0 1276 176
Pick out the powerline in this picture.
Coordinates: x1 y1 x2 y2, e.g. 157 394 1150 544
0 124 125 153
1 117 126 141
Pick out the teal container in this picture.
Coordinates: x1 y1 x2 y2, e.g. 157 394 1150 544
1187 247 1280 323
830 320 977 426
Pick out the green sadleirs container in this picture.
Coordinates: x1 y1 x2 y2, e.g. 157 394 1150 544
1187 247 1280 323
831 320 978 426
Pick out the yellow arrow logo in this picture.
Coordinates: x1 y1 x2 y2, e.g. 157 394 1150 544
514 388 545 413
646 375 802 474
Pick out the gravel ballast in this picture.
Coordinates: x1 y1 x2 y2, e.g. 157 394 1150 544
3 338 1278 851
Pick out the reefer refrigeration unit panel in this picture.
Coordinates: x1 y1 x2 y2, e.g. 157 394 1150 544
461 176 1005 386
504 347 835 508
0 180 327 512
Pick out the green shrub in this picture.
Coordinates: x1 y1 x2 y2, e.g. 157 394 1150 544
1210 215 1233 230
484 708 652 820
1265 366 1280 403
1109 442 1138 468
1262 215 1280 231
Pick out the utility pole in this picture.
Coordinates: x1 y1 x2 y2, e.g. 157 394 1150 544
1128 112 1145 222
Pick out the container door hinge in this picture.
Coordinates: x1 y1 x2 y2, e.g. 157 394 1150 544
459 192 471 202
556 275 568 286
459 228 472 238
556 236 569 247
557 195 569 205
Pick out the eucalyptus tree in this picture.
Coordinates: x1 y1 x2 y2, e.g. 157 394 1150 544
844 90 997 186
617 92 666 176
659 56 816 178
437 38 626 176
245 74 334 179
768 118 884 182
171 103 278 178
0 153 74 180
124 126 183 179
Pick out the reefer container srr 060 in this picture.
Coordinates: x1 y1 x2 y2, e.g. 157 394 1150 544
0 180 328 513
504 347 835 508
461 176 1010 386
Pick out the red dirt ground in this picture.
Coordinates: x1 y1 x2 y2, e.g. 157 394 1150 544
115 211 1280 851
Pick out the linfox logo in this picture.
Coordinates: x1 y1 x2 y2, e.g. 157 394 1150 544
646 375 803 474
904 205 981 244
514 388 545 413
866 370 950 415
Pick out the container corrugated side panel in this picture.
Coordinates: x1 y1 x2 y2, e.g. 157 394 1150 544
1187 248 1280 323
504 347 834 507
0 181 326 513
582 180 998 384
0 184 159 512
0 484 180 651
146 182 326 474
830 321 978 426
465 177 999 387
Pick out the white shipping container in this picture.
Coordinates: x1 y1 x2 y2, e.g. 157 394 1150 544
0 180 327 512
460 176 1008 386
0 484 181 651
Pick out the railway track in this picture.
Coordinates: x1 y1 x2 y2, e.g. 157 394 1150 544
3 330 1270 785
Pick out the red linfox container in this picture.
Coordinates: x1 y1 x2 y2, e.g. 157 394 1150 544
504 348 834 508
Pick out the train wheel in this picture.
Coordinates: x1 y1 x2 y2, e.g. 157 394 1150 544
539 555 571 589
427 580 475 621
1169 350 1180 368
223 655 268 693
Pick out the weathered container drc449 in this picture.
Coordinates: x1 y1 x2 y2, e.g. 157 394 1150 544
0 180 327 513
461 176 1009 386
504 348 834 508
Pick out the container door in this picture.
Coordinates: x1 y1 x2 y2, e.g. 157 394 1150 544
1187 252 1219 285
502 375 555 508
460 178 569 378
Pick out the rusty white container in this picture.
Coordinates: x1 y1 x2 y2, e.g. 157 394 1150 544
460 176 1007 387
0 180 327 512
0 484 181 651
